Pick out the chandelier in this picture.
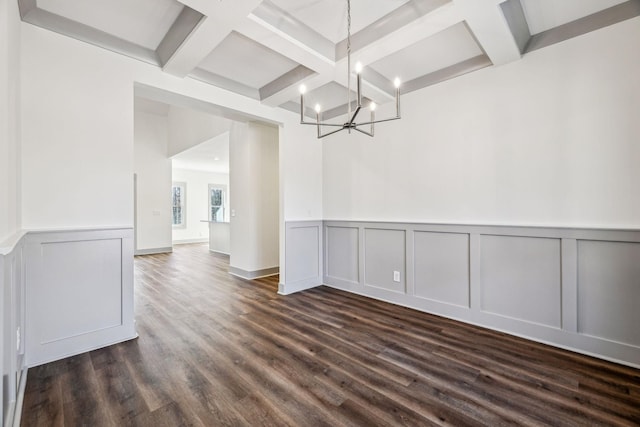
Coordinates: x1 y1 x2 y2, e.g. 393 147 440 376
299 0 401 138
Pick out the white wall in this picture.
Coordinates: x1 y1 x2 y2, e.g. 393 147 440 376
172 168 229 243
21 26 135 230
230 122 279 273
0 0 21 243
134 110 172 252
323 17 640 229
168 105 232 157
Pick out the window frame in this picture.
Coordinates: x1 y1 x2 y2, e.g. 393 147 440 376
208 183 227 223
172 181 187 228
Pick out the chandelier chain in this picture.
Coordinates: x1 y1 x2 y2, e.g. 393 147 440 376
347 0 352 121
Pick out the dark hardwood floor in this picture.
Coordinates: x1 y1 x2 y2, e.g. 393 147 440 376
22 243 640 426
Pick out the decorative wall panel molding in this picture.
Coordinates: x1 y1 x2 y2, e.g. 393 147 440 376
323 221 640 368
24 228 137 367
480 235 561 327
577 240 640 347
364 228 406 293
326 226 359 284
414 231 470 307
281 221 323 295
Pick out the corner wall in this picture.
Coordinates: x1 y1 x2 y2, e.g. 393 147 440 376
229 122 280 278
134 110 172 254
0 0 23 424
0 0 21 243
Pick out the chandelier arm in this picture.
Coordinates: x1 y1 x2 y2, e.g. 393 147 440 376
301 121 344 127
354 127 374 137
317 126 348 139
353 116 401 126
347 105 362 126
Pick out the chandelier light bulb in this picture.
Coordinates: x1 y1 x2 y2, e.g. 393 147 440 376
394 77 401 88
297 0 401 138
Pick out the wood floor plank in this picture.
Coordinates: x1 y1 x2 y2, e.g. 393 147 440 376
21 243 640 426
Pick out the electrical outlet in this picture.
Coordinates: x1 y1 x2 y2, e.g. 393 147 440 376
393 271 400 282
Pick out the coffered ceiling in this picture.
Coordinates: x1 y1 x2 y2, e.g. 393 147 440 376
18 0 640 119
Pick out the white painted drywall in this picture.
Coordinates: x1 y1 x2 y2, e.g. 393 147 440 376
21 26 135 229
19 23 322 240
134 109 172 252
167 105 232 158
229 122 280 273
323 17 640 229
172 168 229 243
0 0 21 243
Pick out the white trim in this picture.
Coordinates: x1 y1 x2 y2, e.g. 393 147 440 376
11 368 28 427
172 238 208 245
134 247 173 256
229 266 279 280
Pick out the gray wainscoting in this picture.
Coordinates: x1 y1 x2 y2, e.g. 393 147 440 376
24 228 137 367
323 221 640 368
281 221 323 295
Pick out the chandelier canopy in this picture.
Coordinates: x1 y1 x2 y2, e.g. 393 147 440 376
299 0 402 138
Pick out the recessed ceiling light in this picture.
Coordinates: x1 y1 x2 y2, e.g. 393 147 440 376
214 157 220 161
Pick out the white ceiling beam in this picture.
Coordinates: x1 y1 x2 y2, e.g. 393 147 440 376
331 2 464 104
163 0 263 77
253 1 464 108
452 0 521 66
235 16 335 106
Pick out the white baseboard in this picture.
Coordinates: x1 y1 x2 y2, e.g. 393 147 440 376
134 247 172 255
172 238 208 245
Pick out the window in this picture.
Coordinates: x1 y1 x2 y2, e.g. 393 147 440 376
208 184 227 222
172 182 186 227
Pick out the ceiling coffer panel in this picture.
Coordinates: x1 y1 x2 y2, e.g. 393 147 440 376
369 21 483 84
197 31 301 90
37 0 185 50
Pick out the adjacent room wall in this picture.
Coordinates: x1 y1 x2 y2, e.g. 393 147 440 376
167 105 232 158
172 168 229 244
134 109 172 254
323 17 640 229
229 122 280 278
